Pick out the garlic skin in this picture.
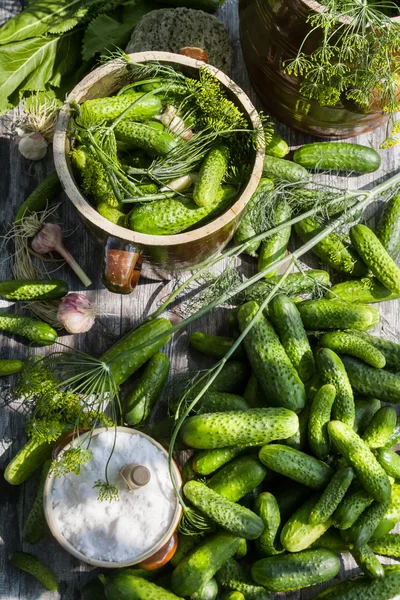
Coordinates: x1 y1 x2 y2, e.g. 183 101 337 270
18 132 48 160
57 293 96 334
160 106 193 141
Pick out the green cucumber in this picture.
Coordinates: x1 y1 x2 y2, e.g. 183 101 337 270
0 359 25 376
181 408 298 449
98 202 128 226
123 352 170 426
81 93 162 123
234 178 274 256
15 171 61 223
23 460 51 544
196 392 249 414
238 301 306 413
310 464 354 525
269 293 315 383
81 579 107 599
341 355 400 404
295 217 368 276
350 330 400 370
193 145 230 207
312 564 400 599
208 455 267 502
264 133 289 158
130 185 236 235
170 534 202 568
375 447 400 479
316 348 355 426
372 482 400 539
333 483 374 530
235 538 247 559
293 142 381 173
354 397 382 435
259 444 333 489
0 313 57 345
262 155 309 183
280 496 333 552
252 549 340 592
254 492 283 556
216 558 271 599
183 480 264 539
181 456 197 484
370 533 400 557
115 121 178 156
327 420 392 503
192 447 245 475
100 318 171 387
362 407 397 448
308 384 336 459
384 417 400 448
297 299 379 331
351 544 385 579
377 194 400 260
222 593 245 600
343 498 390 550
284 400 311 451
190 332 245 361
245 270 331 302
0 279 68 301
8 552 58 591
190 578 218 600
274 481 311 521
310 529 348 552
243 374 265 408
258 199 291 277
320 331 386 369
4 437 54 485
350 224 400 294
327 277 400 303
171 533 241 597
100 574 182 600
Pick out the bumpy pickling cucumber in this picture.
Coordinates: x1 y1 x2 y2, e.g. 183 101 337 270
341 355 400 404
377 194 400 260
23 460 51 544
190 578 218 600
350 330 400 370
207 455 267 502
0 359 25 376
100 573 182 600
196 392 249 414
293 142 381 173
5 438 53 485
252 549 340 592
372 482 400 539
130 185 236 235
234 178 274 256
308 384 336 459
350 224 400 294
181 407 299 449
312 565 400 599
245 270 330 302
216 558 271 599
384 417 400 448
316 348 355 426
190 332 245 361
269 293 315 383
254 492 283 556
259 444 333 489
354 397 382 435
0 313 57 345
258 198 292 277
0 279 68 301
243 374 265 408
265 133 289 158
333 483 373 530
327 277 400 304
98 202 127 226
319 331 386 369
80 93 162 123
309 464 354 525
115 121 178 156
8 552 58 591
310 529 348 553
362 406 397 448
193 145 230 207
238 301 306 413
263 155 309 183
327 420 392 503
343 498 390 550
295 217 368 276
192 446 245 475
280 496 333 552
375 447 400 479
297 299 379 331
351 544 385 579
370 533 400 557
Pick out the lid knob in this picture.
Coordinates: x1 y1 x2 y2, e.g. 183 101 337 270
120 463 151 490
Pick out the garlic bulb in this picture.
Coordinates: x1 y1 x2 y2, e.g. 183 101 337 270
18 132 48 160
57 293 96 334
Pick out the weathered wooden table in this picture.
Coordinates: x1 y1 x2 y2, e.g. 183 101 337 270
1 1 400 598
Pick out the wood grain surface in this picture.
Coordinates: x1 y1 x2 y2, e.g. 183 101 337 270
0 0 399 598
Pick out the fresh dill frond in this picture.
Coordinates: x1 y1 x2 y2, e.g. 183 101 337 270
26 417 64 443
93 480 119 502
51 447 93 477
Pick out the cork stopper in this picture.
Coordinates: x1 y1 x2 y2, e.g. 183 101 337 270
179 47 209 63
120 463 151 490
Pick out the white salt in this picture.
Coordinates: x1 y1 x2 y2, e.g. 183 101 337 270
50 431 177 563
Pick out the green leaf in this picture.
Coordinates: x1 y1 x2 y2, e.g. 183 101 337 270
81 0 156 61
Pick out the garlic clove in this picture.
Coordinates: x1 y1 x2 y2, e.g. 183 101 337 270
18 132 48 161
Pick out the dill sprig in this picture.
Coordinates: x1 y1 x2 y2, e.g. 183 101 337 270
285 0 400 115
51 447 93 477
93 480 119 502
